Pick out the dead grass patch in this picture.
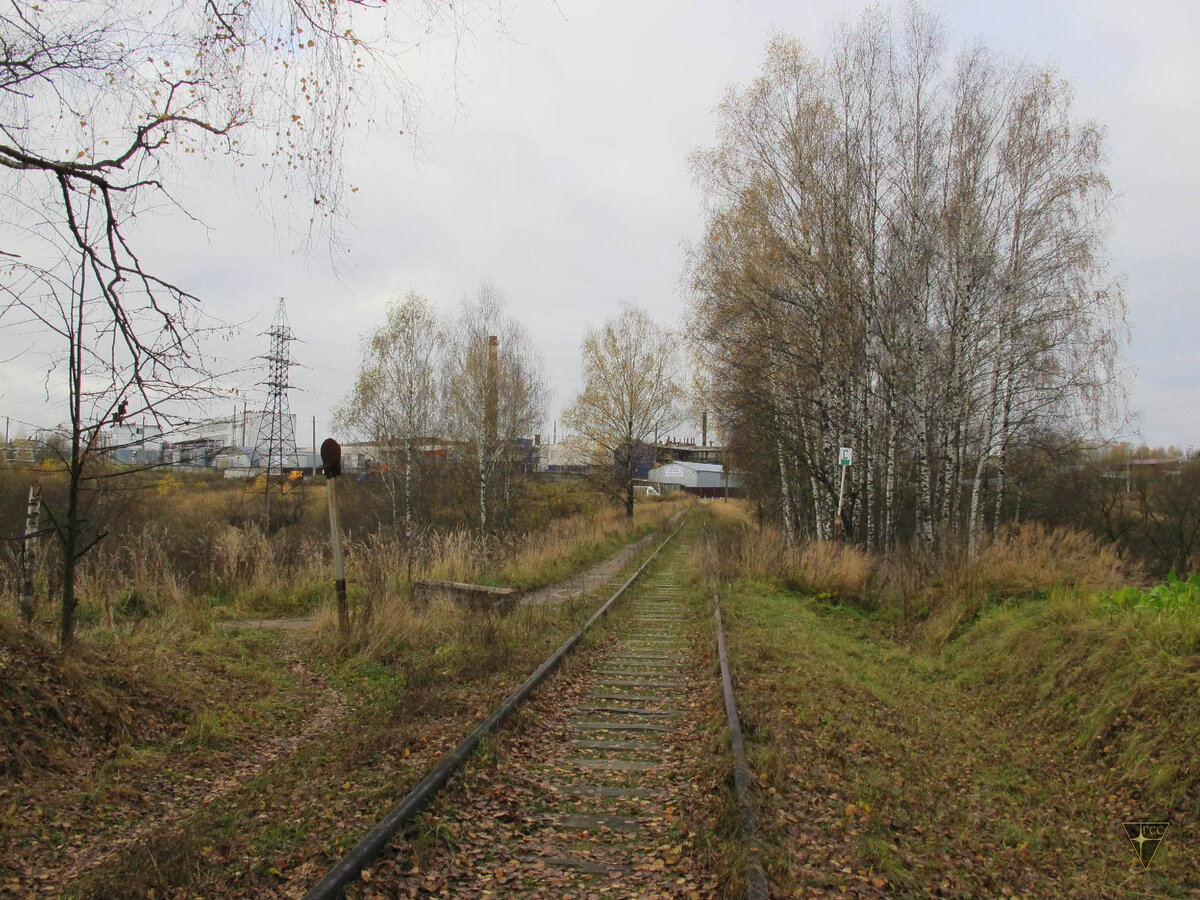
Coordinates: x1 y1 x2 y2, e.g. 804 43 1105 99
920 524 1135 645
696 511 1138 639
693 515 876 605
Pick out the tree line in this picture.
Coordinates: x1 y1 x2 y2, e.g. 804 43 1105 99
336 284 547 538
337 290 684 536
688 5 1126 554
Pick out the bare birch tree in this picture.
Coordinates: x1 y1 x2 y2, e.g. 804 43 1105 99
1 0 507 643
443 284 547 532
1 257 218 645
689 3 1125 553
564 305 683 518
337 292 442 540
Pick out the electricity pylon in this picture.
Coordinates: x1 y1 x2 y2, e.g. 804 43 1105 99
254 299 298 529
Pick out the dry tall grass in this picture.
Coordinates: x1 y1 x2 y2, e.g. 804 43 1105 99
316 497 686 663
694 508 876 604
921 523 1134 645
498 501 679 588
695 507 1138 642
3 474 685 651
306 507 690 685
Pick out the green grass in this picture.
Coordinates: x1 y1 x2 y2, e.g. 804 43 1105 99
200 579 331 619
333 653 410 705
1100 571 1200 613
952 585 1200 816
719 580 1199 898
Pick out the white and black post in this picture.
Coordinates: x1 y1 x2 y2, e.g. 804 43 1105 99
834 446 852 543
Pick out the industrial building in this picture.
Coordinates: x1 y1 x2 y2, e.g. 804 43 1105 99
651 438 724 467
647 460 742 498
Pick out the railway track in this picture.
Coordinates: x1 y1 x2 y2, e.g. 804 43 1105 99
307 520 761 898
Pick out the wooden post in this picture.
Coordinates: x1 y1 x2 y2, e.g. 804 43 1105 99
320 438 349 641
327 477 349 641
19 484 41 625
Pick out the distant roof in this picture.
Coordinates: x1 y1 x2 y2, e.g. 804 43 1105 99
651 461 726 473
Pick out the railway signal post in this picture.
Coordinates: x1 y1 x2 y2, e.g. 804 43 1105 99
321 438 350 641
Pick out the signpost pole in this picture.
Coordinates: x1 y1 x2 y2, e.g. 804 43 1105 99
834 447 852 543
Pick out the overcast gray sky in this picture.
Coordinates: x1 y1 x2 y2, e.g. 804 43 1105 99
3 0 1198 452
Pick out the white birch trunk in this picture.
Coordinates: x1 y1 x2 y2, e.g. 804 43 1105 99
478 448 488 532
916 392 935 549
404 437 413 545
967 449 990 558
968 355 1003 556
19 485 41 625
884 416 897 549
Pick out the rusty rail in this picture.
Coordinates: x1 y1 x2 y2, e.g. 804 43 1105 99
302 517 687 900
715 592 769 900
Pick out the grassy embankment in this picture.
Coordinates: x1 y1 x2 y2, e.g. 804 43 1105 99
0 479 687 899
695 501 1198 899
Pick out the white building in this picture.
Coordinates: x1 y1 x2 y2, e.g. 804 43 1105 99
175 409 296 457
534 440 591 473
98 422 165 465
647 460 742 496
